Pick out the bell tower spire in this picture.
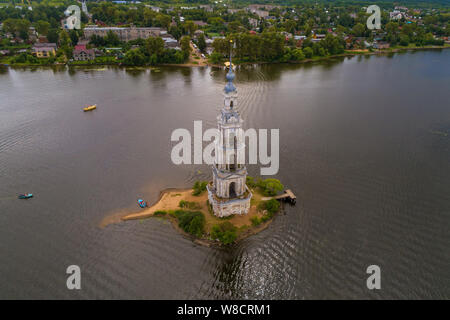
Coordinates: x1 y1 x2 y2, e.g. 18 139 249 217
224 39 236 96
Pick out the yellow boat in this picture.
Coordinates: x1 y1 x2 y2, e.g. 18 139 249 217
83 104 97 112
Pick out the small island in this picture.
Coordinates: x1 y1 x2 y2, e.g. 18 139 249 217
122 177 289 246
121 52 296 246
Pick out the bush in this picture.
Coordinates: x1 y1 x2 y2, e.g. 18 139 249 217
248 176 284 197
246 176 257 188
176 211 205 237
264 199 280 216
399 35 410 46
192 181 208 196
209 52 222 64
250 216 261 227
303 47 313 58
258 178 284 196
211 221 237 244
154 210 167 216
206 200 213 215
123 48 146 66
179 200 200 209
291 48 305 61
9 52 40 65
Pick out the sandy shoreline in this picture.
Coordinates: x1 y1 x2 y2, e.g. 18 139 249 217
120 188 189 221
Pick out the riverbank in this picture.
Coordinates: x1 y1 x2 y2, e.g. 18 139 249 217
105 187 280 247
229 44 450 67
3 44 448 69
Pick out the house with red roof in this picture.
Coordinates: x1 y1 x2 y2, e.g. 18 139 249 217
73 44 95 61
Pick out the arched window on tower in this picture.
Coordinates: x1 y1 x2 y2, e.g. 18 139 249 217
230 100 233 109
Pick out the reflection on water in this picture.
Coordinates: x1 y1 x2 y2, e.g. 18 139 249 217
0 50 449 299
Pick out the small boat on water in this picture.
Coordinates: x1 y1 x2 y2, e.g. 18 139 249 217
83 104 97 112
18 193 33 199
137 199 147 208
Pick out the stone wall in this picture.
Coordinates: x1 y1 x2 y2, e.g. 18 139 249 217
207 184 252 218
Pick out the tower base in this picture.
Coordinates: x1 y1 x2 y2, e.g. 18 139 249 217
207 183 252 218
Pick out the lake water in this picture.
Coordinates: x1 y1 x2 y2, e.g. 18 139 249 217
0 50 449 299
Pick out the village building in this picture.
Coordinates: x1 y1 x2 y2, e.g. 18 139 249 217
199 5 213 12
207 55 252 218
252 10 269 18
227 9 242 14
247 4 280 11
73 44 95 61
162 37 179 49
144 5 161 12
248 18 259 28
311 34 326 42
390 11 404 20
32 43 57 58
83 26 166 42
373 41 390 49
193 20 208 27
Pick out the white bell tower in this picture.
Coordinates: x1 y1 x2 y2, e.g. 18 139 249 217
207 42 252 217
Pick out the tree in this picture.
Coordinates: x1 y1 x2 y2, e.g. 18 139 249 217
144 37 164 58
399 34 410 46
197 33 206 53
228 20 242 33
59 30 72 47
264 199 280 215
123 48 146 66
284 20 296 34
16 19 31 40
321 34 344 55
89 34 106 47
211 222 237 245
338 14 354 28
35 20 50 36
180 36 191 59
177 211 205 237
2 18 30 40
209 52 222 64
156 14 171 30
174 50 185 63
207 17 225 27
105 31 121 46
192 181 208 196
184 21 197 36
303 46 313 58
169 25 182 40
57 30 72 60
2 19 16 35
47 29 59 43
69 30 79 46
258 178 284 196
352 23 365 37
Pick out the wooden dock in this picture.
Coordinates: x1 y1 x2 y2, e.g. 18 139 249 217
274 189 297 204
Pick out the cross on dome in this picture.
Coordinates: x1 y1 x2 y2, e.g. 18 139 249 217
224 40 236 94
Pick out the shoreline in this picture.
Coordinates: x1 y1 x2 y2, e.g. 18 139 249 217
103 187 280 247
3 45 449 69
